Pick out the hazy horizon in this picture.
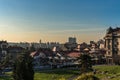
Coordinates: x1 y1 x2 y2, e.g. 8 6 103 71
0 0 120 43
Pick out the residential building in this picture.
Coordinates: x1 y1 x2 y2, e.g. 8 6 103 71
97 39 105 49
64 37 77 51
104 27 120 64
0 41 8 62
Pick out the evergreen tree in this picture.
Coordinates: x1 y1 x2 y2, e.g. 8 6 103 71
13 52 34 80
78 54 93 73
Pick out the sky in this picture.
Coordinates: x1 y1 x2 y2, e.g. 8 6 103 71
0 0 120 43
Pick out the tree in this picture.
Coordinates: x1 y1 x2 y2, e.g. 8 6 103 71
78 54 93 73
0 54 11 74
13 52 34 80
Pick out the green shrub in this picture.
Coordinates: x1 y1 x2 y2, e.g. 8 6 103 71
75 73 99 80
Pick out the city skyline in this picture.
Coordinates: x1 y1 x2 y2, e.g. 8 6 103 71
0 0 120 43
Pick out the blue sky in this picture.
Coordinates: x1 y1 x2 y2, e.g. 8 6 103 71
0 0 120 43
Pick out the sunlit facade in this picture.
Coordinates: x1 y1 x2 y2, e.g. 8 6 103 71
105 27 120 64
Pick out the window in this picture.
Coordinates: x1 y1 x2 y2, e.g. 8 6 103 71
108 52 111 55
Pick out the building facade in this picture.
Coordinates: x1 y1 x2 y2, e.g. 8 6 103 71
64 37 77 51
68 37 76 43
104 27 120 64
0 41 8 64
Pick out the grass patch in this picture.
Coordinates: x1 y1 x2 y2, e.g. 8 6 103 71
34 69 79 80
0 76 13 80
0 69 79 80
93 65 120 74
1 65 120 80
93 65 120 80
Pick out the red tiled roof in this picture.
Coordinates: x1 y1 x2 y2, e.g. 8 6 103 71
67 52 80 58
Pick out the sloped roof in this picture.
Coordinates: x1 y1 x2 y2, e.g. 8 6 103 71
67 52 80 58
